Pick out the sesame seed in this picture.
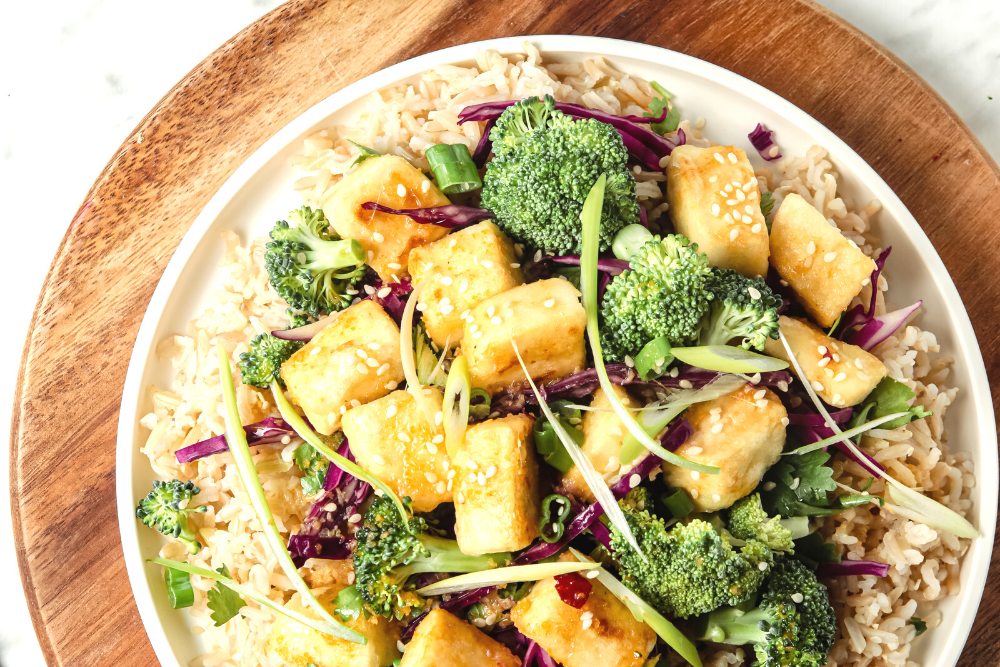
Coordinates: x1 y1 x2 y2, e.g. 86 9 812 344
752 223 762 233
427 442 439 455
349 513 362 523
372 454 386 465
710 414 720 424
581 611 594 621
582 617 593 630
709 175 718 182
714 152 724 163
691 470 701 479
862 278 871 286
377 363 390 376
730 229 739 241
586 570 600 579
338 406 346 416
377 286 392 298
811 380 825 392
367 357 379 367
477 472 486 485
440 276 453 286
373 231 385 243
542 298 556 309
459 280 469 292
720 190 729 197
356 363 368 374
691 489 700 499
818 357 831 368
446 479 453 491
712 493 721 503
356 349 368 359
491 316 502 325
387 381 399 390
447 469 455 479
833 353 840 362
281 435 291 445
679 379 693 389
367 250 374 262
834 372 847 382
754 389 766 400
781 417 790 426
421 179 431 193
743 182 752 192
756 399 769 409
425 472 438 483
388 262 402 270
624 356 635 368
457 492 466 504
396 184 406 197
745 204 753 215
449 239 458 248
398 432 411 442
467 473 477 483
364 284 376 296
485 465 498 479
473 331 483 339
780 279 789 286
832 393 842 404
725 184 734 193
824 251 837 262
629 474 641 488
734 211 743 222
441 304 455 315
435 411 443 425
806 241 816 255
855 358 864 369
748 286 761 300
416 302 427 311
726 198 738 206
432 434 444 444
310 346 322 356
712 203 721 216
791 593 804 603
469 324 479 333
423 387 433 395
758 562 768 571
736 189 746 202
711 423 723 434
724 213 735 224
478 259 494 270
789 477 801 490
368 343 381 351
728 152 737 163
769 146 780 157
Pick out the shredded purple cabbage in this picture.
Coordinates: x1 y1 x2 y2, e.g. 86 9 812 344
360 202 494 229
174 417 291 463
366 277 413 322
543 255 630 276
273 312 340 341
471 117 497 167
638 206 648 228
834 248 892 339
817 560 890 577
494 629 560 667
787 404 884 474
786 407 853 427
849 301 922 351
748 123 782 161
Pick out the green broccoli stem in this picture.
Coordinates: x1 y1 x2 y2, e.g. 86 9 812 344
700 304 757 346
695 605 770 645
176 517 205 555
395 535 510 577
301 238 366 273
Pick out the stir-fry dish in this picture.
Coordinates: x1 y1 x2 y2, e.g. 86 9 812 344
138 45 977 667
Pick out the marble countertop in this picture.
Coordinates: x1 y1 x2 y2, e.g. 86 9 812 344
0 1 995 665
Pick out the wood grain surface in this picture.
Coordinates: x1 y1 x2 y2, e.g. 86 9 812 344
10 0 1000 665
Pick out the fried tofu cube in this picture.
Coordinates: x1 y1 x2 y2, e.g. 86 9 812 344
454 414 540 555
667 144 770 278
321 155 450 283
511 555 656 667
408 221 525 349
561 386 633 503
400 608 521 667
343 389 450 513
461 278 587 394
764 315 887 408
281 300 403 434
664 384 787 512
769 193 876 327
268 594 401 667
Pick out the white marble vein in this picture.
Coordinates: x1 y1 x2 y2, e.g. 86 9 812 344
0 1 995 666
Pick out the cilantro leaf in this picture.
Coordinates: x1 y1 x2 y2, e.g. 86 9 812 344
348 140 380 168
760 191 775 219
909 617 927 636
333 584 365 622
849 377 933 438
206 565 244 625
293 442 330 496
760 446 837 518
645 81 681 135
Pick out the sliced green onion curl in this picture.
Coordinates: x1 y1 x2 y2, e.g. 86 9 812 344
416 561 598 597
539 494 572 543
580 175 719 475
151 558 351 638
569 548 702 667
777 332 977 539
505 320 645 561
469 388 491 421
164 566 194 609
660 488 695 519
400 280 438 425
217 346 364 644
442 355 472 459
784 411 910 456
270 379 407 523
425 142 482 194
671 345 788 374
634 335 674 381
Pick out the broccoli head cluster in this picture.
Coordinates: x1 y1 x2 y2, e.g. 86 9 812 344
135 479 207 554
264 206 367 317
699 268 782 351
481 95 640 254
728 492 794 553
237 310 310 389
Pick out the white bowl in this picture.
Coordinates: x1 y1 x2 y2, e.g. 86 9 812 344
115 35 997 667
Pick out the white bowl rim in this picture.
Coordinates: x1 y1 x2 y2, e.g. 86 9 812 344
115 34 998 667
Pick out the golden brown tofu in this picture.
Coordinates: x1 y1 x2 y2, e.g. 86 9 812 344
408 221 525 349
461 278 587 395
511 556 656 667
321 155 449 283
664 384 787 512
764 315 887 407
453 414 540 555
769 193 876 327
268 594 401 667
281 300 404 434
399 608 521 667
667 144 770 278
343 389 450 513
561 386 633 504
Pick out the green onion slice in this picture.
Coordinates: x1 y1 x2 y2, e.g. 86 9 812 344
469 388 492 421
426 142 482 194
777 332 978 539
216 345 365 643
579 176 719 476
670 345 788 374
533 401 583 473
415 561 598 597
660 488 695 519
164 566 194 609
568 548 702 667
539 494 573 543
442 355 472 459
400 280 439 426
783 411 910 456
270 379 407 524
634 335 674 380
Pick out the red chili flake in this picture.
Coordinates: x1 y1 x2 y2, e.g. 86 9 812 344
554 572 592 609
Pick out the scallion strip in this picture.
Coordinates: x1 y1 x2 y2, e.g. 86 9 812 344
579 176 719 475
783 411 910 456
217 346 364 644
415 561 598 597
671 345 788 374
400 280 438 425
426 143 482 194
634 335 674 380
661 488 695 519
442 355 472 458
164 566 194 609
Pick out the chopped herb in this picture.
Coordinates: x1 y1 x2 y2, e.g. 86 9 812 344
760 190 775 218
848 377 933 442
293 441 331 496
348 140 380 168
760 446 837 518
646 81 681 135
909 617 927 635
206 565 244 625
333 584 365 622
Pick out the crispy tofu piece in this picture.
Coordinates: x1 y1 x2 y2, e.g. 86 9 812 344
281 300 404 434
512 555 656 667
268 594 401 667
666 144 770 278
454 414 540 555
769 193 876 327
461 278 587 394
664 384 787 512
561 386 633 503
764 315 887 407
400 608 521 667
408 221 525 349
321 155 450 283
343 389 450 513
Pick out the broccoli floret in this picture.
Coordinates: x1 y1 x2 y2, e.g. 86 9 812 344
237 309 311 388
264 206 367 317
609 503 773 619
728 493 794 553
353 496 508 620
135 480 207 554
697 268 781 351
481 95 640 254
695 558 836 667
599 234 714 362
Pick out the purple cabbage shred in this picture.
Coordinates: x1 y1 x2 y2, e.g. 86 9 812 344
748 123 782 161
359 202 494 229
848 301 922 351
817 560 890 578
174 417 292 463
834 248 892 339
365 277 413 322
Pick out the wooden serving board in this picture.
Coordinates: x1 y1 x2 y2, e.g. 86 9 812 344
10 0 1000 665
